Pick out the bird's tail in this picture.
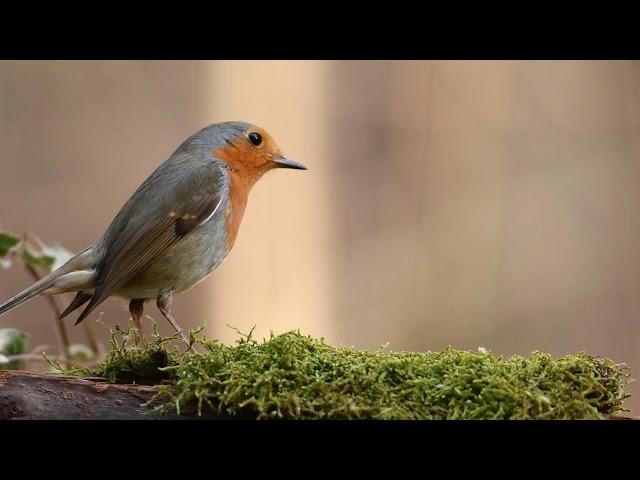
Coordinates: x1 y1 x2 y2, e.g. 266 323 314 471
0 271 60 316
0 246 97 318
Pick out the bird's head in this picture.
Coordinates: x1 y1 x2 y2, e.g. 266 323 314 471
201 122 306 186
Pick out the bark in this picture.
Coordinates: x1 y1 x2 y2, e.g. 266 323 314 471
0 370 190 420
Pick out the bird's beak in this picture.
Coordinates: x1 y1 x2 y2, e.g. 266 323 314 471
273 156 307 170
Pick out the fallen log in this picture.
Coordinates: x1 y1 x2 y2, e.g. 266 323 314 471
2 369 637 420
0 370 180 420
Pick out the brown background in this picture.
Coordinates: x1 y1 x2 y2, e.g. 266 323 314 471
1 61 639 413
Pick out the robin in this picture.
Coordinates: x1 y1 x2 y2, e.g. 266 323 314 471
0 121 306 345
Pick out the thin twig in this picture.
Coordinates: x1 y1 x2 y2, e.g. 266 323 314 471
6 353 85 369
22 231 101 361
29 344 56 355
24 263 71 367
22 230 47 251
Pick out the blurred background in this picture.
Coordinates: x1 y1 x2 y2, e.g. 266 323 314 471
1 60 639 412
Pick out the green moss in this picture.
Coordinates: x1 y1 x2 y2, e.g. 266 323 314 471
70 327 632 419
67 324 190 382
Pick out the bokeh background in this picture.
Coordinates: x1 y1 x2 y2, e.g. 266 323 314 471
1 60 639 412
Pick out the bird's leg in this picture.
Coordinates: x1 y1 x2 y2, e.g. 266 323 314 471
128 298 146 345
156 291 193 349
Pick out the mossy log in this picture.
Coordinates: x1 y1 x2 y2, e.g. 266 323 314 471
0 370 637 420
0 370 220 420
1 329 636 420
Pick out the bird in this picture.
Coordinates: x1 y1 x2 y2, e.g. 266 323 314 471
0 121 306 345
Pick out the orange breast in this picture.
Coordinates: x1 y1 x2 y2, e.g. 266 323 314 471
223 171 250 251
213 144 259 252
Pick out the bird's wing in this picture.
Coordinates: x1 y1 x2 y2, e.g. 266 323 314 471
75 161 226 324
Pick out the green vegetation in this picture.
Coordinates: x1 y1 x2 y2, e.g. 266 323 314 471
63 325 631 420
0 226 96 367
0 328 29 370
0 229 73 272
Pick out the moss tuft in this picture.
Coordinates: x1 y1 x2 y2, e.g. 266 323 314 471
70 327 632 419
70 323 189 382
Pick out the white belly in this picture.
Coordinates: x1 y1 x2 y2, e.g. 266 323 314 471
115 215 230 300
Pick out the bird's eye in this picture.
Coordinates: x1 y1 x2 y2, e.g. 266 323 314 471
248 132 262 146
